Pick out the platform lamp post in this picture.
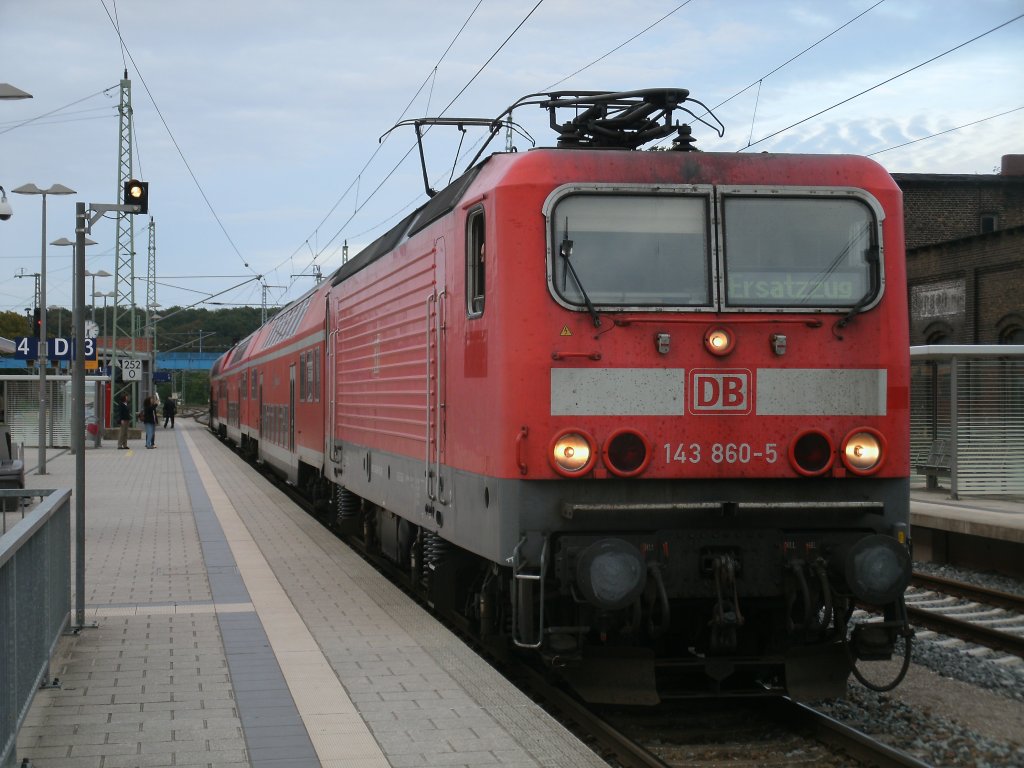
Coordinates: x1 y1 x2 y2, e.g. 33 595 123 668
92 290 114 332
52 236 99 353
146 303 161 400
13 183 76 474
85 269 111 321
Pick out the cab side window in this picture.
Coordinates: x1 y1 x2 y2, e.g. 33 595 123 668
466 207 486 316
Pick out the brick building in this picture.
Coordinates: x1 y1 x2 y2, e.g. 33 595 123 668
894 154 1024 344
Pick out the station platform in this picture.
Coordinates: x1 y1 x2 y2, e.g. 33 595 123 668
14 420 609 768
909 486 1024 543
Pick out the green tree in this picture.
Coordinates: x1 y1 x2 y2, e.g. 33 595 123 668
0 310 31 339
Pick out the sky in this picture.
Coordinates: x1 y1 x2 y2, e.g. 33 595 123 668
1 0 1021 322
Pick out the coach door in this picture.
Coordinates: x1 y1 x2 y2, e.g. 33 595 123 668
289 364 296 452
426 236 450 505
258 373 264 439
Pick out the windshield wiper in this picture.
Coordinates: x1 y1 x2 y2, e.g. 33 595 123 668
560 218 601 328
834 243 880 337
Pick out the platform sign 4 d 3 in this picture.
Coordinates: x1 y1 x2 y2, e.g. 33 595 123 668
14 337 97 362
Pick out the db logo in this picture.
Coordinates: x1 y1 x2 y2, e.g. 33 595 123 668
689 369 752 414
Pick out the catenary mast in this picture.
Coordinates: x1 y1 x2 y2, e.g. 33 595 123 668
112 71 137 411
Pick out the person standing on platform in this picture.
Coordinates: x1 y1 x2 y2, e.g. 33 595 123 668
163 396 177 428
140 396 158 449
116 393 132 449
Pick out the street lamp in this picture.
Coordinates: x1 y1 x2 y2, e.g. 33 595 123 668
85 269 111 321
51 235 98 320
147 304 161 400
47 305 64 338
13 182 76 474
93 289 115 405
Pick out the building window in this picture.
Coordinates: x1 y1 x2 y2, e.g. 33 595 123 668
1001 326 1024 344
466 207 485 316
980 214 998 234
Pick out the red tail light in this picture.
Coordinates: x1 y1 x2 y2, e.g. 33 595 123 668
603 429 651 477
789 430 835 476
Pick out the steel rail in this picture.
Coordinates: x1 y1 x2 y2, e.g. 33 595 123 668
780 699 933 768
909 572 1024 657
911 572 1024 612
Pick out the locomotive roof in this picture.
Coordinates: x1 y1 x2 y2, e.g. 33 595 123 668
331 90 719 287
330 162 485 287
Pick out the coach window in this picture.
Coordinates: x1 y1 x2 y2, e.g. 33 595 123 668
466 207 486 316
314 349 321 402
722 194 880 310
305 350 314 402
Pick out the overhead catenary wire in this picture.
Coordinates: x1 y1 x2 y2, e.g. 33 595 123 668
291 5 487 246
542 0 697 92
0 85 119 136
741 12 1024 152
713 0 887 116
275 1 547 306
98 0 260 282
867 106 1024 158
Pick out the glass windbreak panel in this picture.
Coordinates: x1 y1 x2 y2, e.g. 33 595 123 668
723 196 877 308
550 194 710 307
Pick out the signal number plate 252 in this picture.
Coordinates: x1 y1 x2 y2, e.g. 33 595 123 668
664 442 778 465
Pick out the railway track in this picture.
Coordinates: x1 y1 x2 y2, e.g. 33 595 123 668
531 685 933 768
905 571 1024 658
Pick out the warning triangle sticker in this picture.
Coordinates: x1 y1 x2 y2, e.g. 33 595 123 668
560 325 572 337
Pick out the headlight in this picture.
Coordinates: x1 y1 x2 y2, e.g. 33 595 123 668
550 429 596 476
704 326 735 356
842 428 886 475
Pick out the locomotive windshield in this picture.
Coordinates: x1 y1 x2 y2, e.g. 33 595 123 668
722 195 878 308
545 186 881 313
549 193 711 307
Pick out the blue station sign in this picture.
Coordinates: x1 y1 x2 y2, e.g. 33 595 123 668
14 337 97 361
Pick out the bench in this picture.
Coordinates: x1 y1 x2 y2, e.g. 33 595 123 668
914 438 951 489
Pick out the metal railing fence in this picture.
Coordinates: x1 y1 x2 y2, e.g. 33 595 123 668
0 488 72 768
911 345 1024 499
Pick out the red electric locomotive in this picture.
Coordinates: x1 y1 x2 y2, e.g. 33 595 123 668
213 90 913 702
